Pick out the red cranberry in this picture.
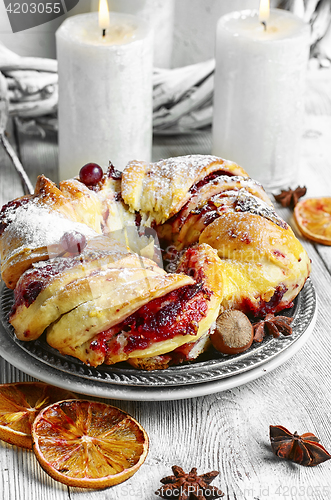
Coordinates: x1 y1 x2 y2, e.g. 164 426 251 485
79 163 103 186
60 232 87 255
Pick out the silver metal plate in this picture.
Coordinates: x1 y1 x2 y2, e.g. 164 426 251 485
0 279 317 390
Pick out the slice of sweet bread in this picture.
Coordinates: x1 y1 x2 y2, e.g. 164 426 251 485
0 154 311 370
10 236 163 341
45 244 222 366
121 155 249 225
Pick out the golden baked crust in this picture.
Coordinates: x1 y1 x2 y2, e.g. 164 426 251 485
157 177 273 253
0 172 133 289
0 176 98 289
127 355 173 371
121 155 249 225
127 332 212 370
199 212 311 316
59 178 103 233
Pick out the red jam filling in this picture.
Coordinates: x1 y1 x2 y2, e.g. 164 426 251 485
10 259 81 316
162 197 232 242
194 199 232 226
21 281 44 308
273 250 286 259
241 285 291 319
108 164 122 180
90 283 210 355
189 170 236 194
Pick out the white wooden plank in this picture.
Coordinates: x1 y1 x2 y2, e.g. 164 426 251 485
15 127 59 186
0 120 25 204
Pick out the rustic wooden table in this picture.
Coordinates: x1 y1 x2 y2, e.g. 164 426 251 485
0 67 331 500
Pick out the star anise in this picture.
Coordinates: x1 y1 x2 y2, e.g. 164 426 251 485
270 425 331 467
274 186 307 209
155 465 224 499
252 313 293 343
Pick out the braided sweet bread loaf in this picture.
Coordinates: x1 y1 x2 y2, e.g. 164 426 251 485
0 155 311 370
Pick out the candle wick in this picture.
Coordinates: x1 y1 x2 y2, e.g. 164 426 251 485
261 21 267 31
102 28 106 37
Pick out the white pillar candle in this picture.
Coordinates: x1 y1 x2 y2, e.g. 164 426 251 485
172 0 259 68
212 8 310 189
56 12 153 179
91 0 174 68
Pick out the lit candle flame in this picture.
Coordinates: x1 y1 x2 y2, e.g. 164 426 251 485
259 0 270 30
99 0 109 35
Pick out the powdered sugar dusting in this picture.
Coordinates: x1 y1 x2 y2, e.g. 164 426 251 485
2 202 97 262
17 237 157 289
209 175 265 193
123 155 237 225
235 190 288 229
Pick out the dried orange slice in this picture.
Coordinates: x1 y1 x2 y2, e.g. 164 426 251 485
32 399 149 489
0 382 76 449
294 197 331 245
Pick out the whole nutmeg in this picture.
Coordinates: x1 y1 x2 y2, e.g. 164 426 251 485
211 310 253 355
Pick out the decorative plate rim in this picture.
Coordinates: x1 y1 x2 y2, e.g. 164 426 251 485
0 279 317 388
